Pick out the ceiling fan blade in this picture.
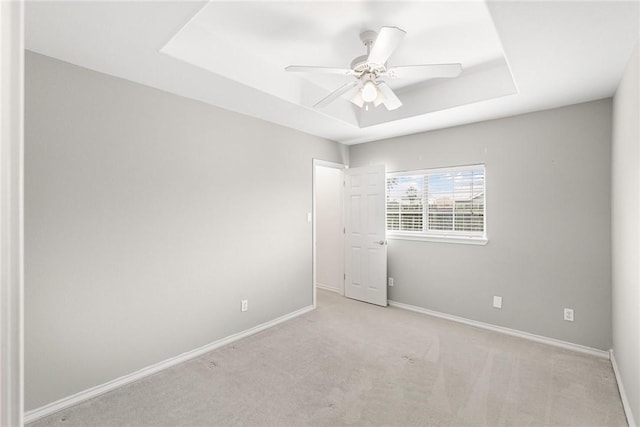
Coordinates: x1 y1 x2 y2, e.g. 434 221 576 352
384 63 462 80
351 91 364 108
314 81 359 108
367 26 406 66
285 65 354 76
373 90 385 107
377 82 402 111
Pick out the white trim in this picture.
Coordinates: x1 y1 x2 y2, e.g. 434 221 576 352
387 163 485 177
24 304 314 424
610 349 637 427
388 233 488 245
313 159 346 169
316 283 341 294
388 300 609 359
0 1 24 426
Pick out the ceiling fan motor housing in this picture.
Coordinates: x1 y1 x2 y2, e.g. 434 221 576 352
351 30 388 76
350 55 369 72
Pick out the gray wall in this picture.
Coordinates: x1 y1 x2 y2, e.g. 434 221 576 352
612 42 639 424
350 99 613 350
24 51 347 410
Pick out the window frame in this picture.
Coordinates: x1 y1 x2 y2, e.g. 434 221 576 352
386 164 488 245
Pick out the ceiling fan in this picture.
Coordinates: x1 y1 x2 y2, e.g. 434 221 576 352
285 27 463 111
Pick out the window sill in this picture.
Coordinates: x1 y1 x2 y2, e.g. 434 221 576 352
387 233 488 246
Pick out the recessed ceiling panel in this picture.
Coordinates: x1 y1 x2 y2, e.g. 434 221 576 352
26 1 638 144
161 1 517 128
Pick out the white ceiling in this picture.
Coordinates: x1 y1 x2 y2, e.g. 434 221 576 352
26 1 640 145
161 1 517 129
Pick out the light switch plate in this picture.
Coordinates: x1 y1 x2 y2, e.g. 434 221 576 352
493 296 502 309
564 308 574 322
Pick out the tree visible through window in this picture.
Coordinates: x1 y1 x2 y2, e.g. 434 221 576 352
386 165 485 237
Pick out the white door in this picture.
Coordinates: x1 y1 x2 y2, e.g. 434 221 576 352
344 165 387 307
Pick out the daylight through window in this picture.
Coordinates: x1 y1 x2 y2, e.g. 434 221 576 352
386 165 485 241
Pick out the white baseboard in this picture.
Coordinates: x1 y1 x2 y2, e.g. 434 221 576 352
388 300 609 359
24 305 315 424
610 349 637 427
316 283 341 294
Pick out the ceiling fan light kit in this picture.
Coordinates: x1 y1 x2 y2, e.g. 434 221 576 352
361 80 378 103
285 26 463 112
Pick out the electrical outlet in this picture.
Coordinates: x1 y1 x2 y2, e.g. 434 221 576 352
241 299 248 312
564 308 574 322
493 296 502 309
388 277 394 287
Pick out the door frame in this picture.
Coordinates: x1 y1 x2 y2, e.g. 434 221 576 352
1 0 25 425
312 159 346 308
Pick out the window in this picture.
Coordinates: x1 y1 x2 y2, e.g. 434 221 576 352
386 165 486 244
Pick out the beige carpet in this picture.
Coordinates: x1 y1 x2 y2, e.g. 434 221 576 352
29 290 627 427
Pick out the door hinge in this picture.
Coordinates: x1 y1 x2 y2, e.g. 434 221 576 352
344 273 346 280
343 227 346 234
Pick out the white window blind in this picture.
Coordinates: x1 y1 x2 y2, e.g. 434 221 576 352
386 165 486 242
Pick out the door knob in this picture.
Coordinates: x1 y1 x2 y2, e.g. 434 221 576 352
375 240 387 245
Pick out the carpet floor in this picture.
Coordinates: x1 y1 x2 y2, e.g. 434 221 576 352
29 289 627 427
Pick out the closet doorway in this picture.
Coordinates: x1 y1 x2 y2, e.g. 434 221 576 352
312 160 345 307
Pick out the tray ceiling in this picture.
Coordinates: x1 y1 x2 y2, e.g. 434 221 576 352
161 1 517 128
25 1 640 144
